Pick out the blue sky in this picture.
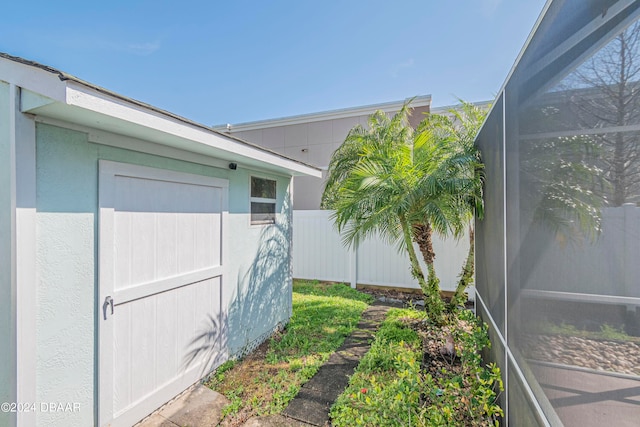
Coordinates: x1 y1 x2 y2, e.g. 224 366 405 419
2 0 546 125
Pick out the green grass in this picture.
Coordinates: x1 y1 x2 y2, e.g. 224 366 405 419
330 308 426 426
267 280 373 360
207 279 373 424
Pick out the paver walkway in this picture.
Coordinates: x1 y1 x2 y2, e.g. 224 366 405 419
530 362 640 427
252 301 401 427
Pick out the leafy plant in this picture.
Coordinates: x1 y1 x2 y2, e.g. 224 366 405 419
331 308 504 426
210 360 237 385
427 102 488 310
221 386 244 417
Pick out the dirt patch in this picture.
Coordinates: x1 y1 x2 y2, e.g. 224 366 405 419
358 287 424 303
359 287 476 311
403 316 496 427
403 317 472 379
213 340 277 426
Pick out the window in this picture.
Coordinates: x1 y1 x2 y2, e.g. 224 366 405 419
250 176 276 224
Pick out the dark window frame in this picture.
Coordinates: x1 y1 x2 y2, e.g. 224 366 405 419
250 176 276 225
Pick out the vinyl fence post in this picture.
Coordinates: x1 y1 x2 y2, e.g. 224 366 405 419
350 247 357 289
623 203 637 300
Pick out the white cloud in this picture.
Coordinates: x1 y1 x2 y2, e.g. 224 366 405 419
391 58 415 78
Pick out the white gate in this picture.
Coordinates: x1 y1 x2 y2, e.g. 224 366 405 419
98 161 228 427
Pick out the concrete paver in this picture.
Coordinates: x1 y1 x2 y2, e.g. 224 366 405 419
531 362 640 427
136 384 230 427
242 414 315 426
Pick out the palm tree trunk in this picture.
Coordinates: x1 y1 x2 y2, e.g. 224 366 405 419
449 225 474 310
413 222 435 264
400 215 426 284
400 215 444 320
413 222 444 314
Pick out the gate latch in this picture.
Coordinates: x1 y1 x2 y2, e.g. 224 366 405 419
103 296 114 320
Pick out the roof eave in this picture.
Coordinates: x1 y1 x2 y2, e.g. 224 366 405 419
2 54 321 178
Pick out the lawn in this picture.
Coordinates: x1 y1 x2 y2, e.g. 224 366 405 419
206 279 373 426
208 280 502 426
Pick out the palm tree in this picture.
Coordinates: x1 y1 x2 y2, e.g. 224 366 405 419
428 102 487 310
322 102 475 321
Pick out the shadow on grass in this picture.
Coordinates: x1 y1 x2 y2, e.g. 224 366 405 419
182 192 293 377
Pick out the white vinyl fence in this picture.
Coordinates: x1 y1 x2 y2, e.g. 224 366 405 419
292 210 470 295
526 204 640 299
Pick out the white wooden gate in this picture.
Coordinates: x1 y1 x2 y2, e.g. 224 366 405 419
98 161 228 427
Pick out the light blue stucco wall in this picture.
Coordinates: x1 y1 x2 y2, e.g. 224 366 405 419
0 81 17 427
225 168 293 357
34 123 293 426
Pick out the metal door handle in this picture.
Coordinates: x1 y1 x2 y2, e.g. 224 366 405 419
103 296 114 320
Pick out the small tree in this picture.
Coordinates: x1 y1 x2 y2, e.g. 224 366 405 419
561 20 640 206
322 102 477 321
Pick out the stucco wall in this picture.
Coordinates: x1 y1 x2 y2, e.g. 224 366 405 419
225 167 293 357
34 123 293 426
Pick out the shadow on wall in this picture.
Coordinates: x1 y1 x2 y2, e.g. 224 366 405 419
180 182 293 376
182 311 229 378
227 218 292 357
179 217 292 375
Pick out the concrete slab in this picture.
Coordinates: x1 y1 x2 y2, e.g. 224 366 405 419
136 384 230 427
531 363 640 427
242 414 315 426
135 412 180 427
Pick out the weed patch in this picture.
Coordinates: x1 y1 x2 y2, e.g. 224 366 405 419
206 280 372 426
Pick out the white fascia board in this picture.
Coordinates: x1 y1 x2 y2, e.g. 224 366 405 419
0 58 66 102
217 95 432 132
50 81 320 178
2 54 320 177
